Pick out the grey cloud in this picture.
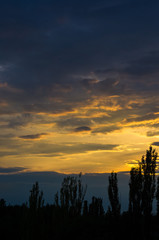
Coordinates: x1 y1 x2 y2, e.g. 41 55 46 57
0 138 119 158
123 51 159 77
23 103 74 115
94 50 159 96
81 77 127 96
151 123 159 128
74 126 91 132
30 142 119 156
0 151 20 157
52 83 73 93
0 167 27 174
0 0 158 121
56 117 92 129
0 0 158 92
147 131 159 137
81 78 99 89
7 113 33 128
92 125 121 134
0 133 15 139
152 142 159 146
19 133 48 140
126 113 159 123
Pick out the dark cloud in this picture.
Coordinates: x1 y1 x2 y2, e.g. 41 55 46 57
126 113 159 123
19 133 48 140
74 126 91 132
96 79 127 95
151 142 159 146
0 167 27 174
0 0 158 109
0 0 158 91
123 51 159 77
7 113 33 128
81 78 99 89
56 117 92 129
81 77 127 95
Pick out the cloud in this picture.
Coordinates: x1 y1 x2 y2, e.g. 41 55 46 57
0 82 23 93
81 77 127 96
19 133 48 140
92 125 121 134
7 113 34 128
81 78 99 89
56 117 92 129
0 167 27 174
74 126 91 132
151 142 159 146
0 0 159 174
125 113 159 124
0 137 119 158
29 142 119 156
147 131 159 137
123 51 159 77
52 83 73 93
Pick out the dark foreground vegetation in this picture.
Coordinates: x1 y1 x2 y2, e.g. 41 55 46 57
1 146 159 239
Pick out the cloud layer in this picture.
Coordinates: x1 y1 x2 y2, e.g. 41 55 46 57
0 0 159 173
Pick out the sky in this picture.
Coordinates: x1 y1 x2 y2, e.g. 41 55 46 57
1 0 159 176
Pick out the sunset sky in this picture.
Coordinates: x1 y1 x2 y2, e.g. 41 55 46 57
1 0 159 175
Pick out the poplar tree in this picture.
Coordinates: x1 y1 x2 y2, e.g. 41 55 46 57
108 172 121 217
156 176 159 218
89 196 104 216
60 173 87 216
129 146 157 218
129 164 143 216
141 146 157 218
29 182 44 211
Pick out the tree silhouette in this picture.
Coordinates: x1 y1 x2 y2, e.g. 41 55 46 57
54 191 59 207
129 164 143 217
108 172 121 217
1 146 159 240
59 173 87 216
0 198 6 208
129 146 157 217
141 146 157 218
156 176 159 219
83 200 88 216
89 196 104 217
128 146 157 239
29 182 44 211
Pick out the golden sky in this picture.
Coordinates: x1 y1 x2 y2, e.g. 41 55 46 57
1 86 159 174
